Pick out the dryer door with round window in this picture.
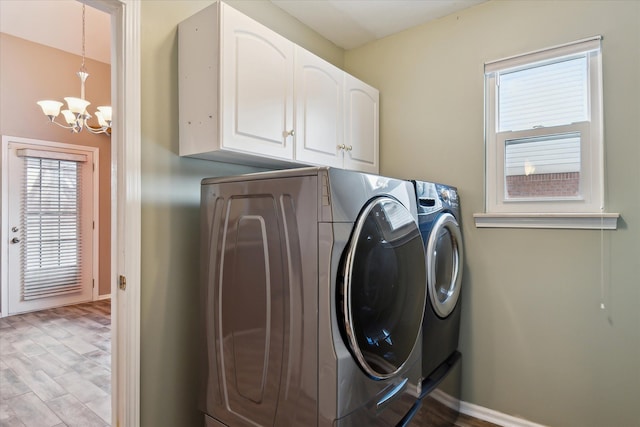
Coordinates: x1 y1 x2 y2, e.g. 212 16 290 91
426 213 464 318
340 196 427 380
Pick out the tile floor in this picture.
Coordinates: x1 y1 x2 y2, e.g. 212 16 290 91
0 300 111 427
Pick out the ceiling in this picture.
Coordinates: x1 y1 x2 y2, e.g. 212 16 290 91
0 0 111 64
0 0 486 62
270 0 486 50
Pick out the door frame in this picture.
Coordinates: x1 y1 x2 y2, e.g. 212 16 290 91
88 0 141 425
1 136 100 314
0 0 139 424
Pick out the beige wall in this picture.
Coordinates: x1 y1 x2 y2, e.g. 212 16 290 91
345 1 640 426
138 1 344 425
0 33 112 298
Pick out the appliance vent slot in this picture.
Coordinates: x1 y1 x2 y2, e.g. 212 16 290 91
419 198 436 207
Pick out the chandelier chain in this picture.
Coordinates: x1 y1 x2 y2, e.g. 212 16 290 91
81 3 86 72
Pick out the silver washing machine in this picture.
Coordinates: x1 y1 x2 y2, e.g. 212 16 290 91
411 181 464 386
200 167 427 426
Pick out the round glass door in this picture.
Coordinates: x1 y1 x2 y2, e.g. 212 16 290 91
340 197 426 380
426 213 463 318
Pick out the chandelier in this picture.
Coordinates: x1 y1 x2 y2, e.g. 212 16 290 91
37 3 111 135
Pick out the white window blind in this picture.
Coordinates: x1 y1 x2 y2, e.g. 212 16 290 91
498 56 588 132
504 133 581 176
19 154 86 300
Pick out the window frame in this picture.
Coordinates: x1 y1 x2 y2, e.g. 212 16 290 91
484 36 604 215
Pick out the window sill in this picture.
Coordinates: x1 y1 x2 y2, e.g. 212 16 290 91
473 212 619 229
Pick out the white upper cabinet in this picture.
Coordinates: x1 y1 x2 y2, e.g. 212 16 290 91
344 75 379 174
221 4 294 160
179 2 379 173
179 2 295 166
294 46 344 168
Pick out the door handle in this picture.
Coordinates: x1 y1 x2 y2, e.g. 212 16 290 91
376 377 408 411
11 237 20 244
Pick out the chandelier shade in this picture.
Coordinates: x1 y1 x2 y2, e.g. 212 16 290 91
36 4 111 135
64 97 91 115
36 100 64 118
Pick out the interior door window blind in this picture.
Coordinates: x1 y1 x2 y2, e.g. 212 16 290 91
17 149 87 300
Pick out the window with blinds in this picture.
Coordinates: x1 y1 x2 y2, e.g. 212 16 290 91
498 56 588 132
484 36 604 214
19 151 86 300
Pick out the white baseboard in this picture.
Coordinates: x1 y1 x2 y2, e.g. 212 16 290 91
459 400 548 427
427 383 547 426
430 388 459 411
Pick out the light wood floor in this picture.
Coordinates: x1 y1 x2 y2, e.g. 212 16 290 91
0 300 111 427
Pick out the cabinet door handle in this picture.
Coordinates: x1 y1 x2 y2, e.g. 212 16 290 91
287 129 295 137
337 144 346 150
346 145 353 151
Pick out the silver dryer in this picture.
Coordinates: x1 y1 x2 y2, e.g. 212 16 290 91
200 167 427 426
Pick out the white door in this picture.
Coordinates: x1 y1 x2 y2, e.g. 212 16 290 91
221 2 295 160
294 46 344 168
4 139 95 315
344 74 379 174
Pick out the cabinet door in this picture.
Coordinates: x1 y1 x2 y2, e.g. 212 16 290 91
294 47 344 168
221 3 294 160
344 74 379 174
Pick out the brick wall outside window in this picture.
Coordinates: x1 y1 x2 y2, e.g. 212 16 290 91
506 172 580 198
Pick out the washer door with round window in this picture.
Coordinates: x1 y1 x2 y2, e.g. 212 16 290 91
340 196 427 380
426 213 464 319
